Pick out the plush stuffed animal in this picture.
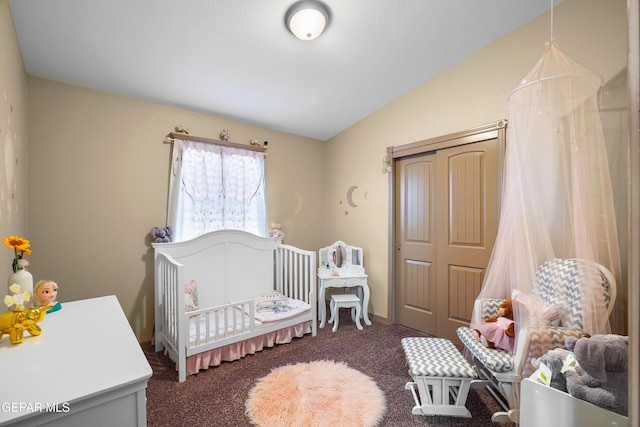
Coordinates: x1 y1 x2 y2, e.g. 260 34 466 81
531 348 574 392
473 299 515 352
151 226 173 243
564 334 628 416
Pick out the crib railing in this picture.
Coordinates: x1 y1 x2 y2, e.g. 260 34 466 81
185 300 256 348
276 244 317 336
154 251 184 364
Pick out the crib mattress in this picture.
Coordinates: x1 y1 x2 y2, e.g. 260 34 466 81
188 294 310 345
252 291 310 322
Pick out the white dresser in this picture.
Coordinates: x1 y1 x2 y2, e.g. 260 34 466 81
317 241 371 328
0 295 152 427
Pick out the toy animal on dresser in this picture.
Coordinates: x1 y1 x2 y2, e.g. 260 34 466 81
0 306 49 344
564 334 628 416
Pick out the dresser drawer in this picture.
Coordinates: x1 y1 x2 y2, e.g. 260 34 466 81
321 276 366 287
324 278 352 287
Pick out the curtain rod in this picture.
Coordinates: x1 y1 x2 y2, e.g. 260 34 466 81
167 132 267 153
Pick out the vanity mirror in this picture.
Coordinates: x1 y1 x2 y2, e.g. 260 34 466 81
333 244 347 268
319 241 362 270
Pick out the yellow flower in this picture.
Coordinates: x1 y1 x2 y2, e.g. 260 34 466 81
3 236 29 250
3 295 14 308
3 235 32 273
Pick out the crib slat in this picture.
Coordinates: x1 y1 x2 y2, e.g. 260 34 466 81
276 245 315 304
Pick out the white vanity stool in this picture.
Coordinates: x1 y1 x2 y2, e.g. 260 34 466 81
329 293 363 332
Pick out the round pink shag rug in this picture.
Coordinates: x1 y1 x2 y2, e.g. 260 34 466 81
245 360 386 427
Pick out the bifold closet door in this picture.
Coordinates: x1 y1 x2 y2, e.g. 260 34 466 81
434 139 500 342
395 154 438 336
395 138 500 341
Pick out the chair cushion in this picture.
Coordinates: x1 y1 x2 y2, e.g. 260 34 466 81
480 298 506 322
457 327 513 373
401 337 476 378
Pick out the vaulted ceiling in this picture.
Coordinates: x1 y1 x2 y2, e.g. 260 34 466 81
9 0 558 140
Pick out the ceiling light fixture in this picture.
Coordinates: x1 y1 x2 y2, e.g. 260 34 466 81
285 0 330 41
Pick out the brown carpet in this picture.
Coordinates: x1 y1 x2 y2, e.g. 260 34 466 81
144 308 511 426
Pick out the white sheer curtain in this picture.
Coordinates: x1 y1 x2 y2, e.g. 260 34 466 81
167 139 267 241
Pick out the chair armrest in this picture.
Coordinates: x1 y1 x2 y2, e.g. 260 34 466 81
514 325 584 378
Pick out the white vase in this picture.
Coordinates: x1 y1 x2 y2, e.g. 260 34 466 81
8 269 34 308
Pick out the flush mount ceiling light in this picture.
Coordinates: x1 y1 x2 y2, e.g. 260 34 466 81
285 0 330 41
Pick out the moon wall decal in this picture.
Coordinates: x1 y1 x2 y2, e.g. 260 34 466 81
346 186 358 208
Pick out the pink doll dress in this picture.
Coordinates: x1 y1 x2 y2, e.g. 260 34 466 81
475 317 515 353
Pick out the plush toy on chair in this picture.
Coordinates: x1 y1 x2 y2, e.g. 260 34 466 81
473 299 515 353
564 334 628 416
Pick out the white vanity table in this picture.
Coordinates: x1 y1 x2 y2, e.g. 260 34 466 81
317 241 371 328
0 295 152 427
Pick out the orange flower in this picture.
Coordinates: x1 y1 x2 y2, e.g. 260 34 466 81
3 236 30 251
3 235 32 273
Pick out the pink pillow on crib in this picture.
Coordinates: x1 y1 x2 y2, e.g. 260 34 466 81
184 280 199 312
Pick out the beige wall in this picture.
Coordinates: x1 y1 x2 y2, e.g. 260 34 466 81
324 0 629 322
0 0 28 275
26 79 325 342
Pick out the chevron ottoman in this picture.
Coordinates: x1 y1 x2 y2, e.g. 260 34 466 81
401 337 477 417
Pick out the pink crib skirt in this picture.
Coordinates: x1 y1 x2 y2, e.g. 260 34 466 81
182 321 312 376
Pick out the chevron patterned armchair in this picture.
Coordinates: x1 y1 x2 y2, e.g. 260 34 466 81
457 258 616 424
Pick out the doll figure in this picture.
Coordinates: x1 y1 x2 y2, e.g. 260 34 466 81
473 299 515 353
33 280 61 313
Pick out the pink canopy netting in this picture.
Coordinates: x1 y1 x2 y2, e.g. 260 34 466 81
472 43 621 343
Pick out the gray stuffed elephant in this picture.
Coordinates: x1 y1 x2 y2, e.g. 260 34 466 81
531 348 570 392
564 334 628 416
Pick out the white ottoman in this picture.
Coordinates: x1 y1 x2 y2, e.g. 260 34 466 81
401 337 477 417
328 294 363 332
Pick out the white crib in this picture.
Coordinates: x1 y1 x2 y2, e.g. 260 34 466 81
153 230 316 382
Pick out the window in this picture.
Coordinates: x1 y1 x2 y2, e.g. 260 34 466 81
167 138 266 241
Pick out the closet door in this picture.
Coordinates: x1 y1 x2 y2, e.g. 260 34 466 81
392 123 503 340
435 139 500 342
394 154 438 335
